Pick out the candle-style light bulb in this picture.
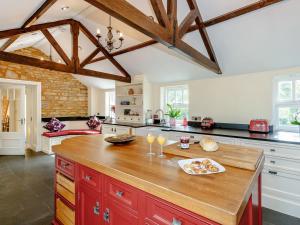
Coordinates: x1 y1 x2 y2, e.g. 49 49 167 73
119 32 123 38
96 28 101 35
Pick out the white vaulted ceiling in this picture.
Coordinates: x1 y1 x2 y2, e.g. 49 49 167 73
0 0 299 89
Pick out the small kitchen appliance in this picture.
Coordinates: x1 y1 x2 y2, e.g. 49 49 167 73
249 119 270 133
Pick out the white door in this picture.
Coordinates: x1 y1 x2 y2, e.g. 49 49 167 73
0 85 26 155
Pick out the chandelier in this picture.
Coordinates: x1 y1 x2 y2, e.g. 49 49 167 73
96 16 124 52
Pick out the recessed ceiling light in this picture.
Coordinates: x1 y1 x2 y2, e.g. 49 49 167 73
61 6 70 11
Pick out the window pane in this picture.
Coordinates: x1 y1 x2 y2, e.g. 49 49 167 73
175 89 183 104
278 81 292 101
278 106 299 126
296 80 300 100
167 89 176 104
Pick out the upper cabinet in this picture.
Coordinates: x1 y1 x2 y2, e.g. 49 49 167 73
115 75 152 124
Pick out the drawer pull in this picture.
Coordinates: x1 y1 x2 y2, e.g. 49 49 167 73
84 175 92 181
270 149 276 152
172 218 182 225
270 160 276 164
61 162 70 168
116 191 124 198
93 202 100 215
268 170 278 175
103 208 110 222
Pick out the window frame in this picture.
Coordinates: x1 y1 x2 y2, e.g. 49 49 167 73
160 85 189 122
273 74 300 132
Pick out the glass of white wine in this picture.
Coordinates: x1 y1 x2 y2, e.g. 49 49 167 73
157 134 166 158
146 133 156 156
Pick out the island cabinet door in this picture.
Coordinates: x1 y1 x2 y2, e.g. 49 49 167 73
104 198 139 225
78 184 102 225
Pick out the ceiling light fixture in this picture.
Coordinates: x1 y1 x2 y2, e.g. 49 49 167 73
61 6 70 11
95 16 124 52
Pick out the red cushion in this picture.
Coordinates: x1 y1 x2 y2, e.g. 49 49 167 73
43 129 100 137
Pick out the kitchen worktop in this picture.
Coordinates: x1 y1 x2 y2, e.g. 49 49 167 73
53 135 263 225
103 121 300 145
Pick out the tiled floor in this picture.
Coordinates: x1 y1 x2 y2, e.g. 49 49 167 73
0 150 299 225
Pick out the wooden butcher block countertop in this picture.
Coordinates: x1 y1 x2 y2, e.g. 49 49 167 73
53 135 264 225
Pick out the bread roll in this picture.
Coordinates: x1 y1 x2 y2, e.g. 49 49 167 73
200 138 219 152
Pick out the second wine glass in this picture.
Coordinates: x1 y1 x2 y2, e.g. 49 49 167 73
157 134 166 158
146 133 156 156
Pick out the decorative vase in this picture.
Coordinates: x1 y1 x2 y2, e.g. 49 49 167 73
169 118 176 127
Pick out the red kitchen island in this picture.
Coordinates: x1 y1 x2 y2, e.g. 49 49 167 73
52 135 264 225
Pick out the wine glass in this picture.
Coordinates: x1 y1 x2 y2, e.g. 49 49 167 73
157 134 166 158
146 133 156 156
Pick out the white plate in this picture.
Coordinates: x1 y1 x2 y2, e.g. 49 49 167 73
178 158 226 175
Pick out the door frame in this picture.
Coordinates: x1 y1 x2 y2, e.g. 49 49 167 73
0 78 42 152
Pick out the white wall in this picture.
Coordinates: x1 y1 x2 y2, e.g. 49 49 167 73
152 67 300 125
88 87 107 116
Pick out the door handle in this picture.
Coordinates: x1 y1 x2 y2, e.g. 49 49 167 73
172 218 182 225
116 191 124 198
93 202 100 215
103 208 110 222
268 170 277 175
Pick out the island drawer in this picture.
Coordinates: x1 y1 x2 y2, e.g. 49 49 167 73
78 165 102 191
264 156 300 171
56 172 75 193
56 197 75 225
57 183 75 205
56 156 75 179
106 177 139 212
144 195 215 225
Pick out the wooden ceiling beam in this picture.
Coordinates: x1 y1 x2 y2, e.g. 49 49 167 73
0 0 58 51
41 29 71 65
71 22 80 73
186 0 219 65
0 51 72 73
150 0 171 28
77 68 131 82
0 19 74 40
80 47 102 68
188 0 283 32
178 10 197 39
84 0 220 74
89 40 157 64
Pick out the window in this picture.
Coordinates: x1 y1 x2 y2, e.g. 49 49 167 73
274 75 300 131
161 85 189 120
105 91 115 118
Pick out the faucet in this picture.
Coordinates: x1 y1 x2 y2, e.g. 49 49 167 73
155 109 166 124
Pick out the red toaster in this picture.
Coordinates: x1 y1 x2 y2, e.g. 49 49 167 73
249 119 270 133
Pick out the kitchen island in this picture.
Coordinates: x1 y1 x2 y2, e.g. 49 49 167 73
52 134 264 225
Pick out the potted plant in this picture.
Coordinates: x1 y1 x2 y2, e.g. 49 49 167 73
291 112 300 134
165 104 181 127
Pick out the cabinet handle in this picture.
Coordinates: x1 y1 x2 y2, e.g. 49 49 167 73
172 218 182 225
103 208 110 222
93 202 100 215
116 191 124 198
114 128 117 132
111 128 113 132
270 149 276 152
270 160 276 164
61 162 69 168
268 170 278 175
84 175 92 181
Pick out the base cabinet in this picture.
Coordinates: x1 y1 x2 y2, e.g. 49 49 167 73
54 155 261 225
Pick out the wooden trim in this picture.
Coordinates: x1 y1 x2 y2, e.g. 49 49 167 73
41 29 71 65
150 0 171 28
0 19 74 40
0 0 58 51
89 40 157 64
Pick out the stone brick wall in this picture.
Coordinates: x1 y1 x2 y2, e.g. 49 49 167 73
0 47 88 117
